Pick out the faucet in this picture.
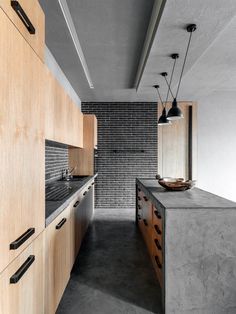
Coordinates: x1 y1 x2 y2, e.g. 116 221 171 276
62 167 75 180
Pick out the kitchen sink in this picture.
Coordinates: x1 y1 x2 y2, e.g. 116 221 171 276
58 175 89 182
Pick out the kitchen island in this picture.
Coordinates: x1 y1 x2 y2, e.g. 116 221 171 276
136 178 236 314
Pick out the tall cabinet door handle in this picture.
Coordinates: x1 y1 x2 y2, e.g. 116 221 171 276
10 255 35 284
55 218 67 230
11 1 36 34
73 201 80 208
10 228 35 250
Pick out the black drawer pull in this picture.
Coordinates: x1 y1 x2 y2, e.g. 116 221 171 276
154 225 162 235
137 215 142 220
11 1 36 34
56 218 67 230
10 255 35 284
154 210 162 219
154 239 162 251
143 196 148 202
138 205 141 210
91 182 95 185
83 191 87 196
10 228 35 250
88 186 91 190
73 201 80 208
138 188 141 192
154 256 162 269
143 219 148 226
138 197 141 201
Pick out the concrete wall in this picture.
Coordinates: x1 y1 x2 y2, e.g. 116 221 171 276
45 46 81 109
197 91 236 202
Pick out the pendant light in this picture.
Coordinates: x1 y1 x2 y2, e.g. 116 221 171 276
163 24 197 121
153 85 171 126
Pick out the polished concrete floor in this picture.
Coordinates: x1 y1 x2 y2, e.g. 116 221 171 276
57 208 162 314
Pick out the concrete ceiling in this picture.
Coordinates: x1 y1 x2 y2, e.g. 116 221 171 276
40 0 236 102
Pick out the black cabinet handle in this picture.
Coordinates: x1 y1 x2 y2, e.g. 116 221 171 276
154 210 162 219
73 201 80 208
154 225 162 235
154 256 162 269
138 197 141 201
137 215 142 220
91 182 95 185
154 239 162 251
138 188 141 192
56 218 67 230
10 255 35 284
143 219 148 226
83 191 87 196
138 205 141 210
143 196 148 202
88 186 91 190
10 228 35 250
11 1 36 34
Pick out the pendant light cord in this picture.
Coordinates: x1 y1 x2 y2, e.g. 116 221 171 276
156 88 164 109
175 31 193 99
164 57 177 103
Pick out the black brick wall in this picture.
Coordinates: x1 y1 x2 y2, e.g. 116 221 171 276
45 140 68 183
82 102 158 209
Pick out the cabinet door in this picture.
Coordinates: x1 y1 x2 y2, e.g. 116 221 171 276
0 9 45 273
45 205 72 314
0 0 45 61
0 232 45 314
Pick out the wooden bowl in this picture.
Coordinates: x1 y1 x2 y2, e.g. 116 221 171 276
158 178 196 191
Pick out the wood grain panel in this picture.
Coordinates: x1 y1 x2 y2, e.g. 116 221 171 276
0 232 45 314
0 0 45 61
0 9 45 273
158 102 197 180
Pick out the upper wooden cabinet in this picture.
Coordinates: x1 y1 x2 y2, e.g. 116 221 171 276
0 8 45 273
69 114 97 175
43 68 84 148
0 0 45 61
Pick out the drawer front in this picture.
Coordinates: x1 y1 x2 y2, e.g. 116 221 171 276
138 219 153 256
153 206 163 231
152 235 163 264
152 254 163 287
0 0 45 60
0 232 45 314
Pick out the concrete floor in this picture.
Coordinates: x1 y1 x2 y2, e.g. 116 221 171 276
57 208 162 314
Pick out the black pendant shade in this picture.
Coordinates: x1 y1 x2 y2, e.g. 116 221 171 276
158 107 172 125
167 98 183 120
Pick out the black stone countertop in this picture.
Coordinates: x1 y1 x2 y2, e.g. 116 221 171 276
46 174 98 226
136 178 236 210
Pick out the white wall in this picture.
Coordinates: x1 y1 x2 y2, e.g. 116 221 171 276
45 46 81 109
197 91 236 202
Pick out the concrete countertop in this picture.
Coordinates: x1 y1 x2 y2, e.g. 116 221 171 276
137 178 236 210
46 174 98 226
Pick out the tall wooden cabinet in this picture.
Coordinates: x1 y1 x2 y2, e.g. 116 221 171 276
69 114 97 175
0 7 45 273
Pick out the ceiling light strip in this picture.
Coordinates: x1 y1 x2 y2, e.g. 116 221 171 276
58 0 94 89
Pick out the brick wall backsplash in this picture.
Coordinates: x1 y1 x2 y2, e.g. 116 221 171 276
82 102 158 209
45 140 68 183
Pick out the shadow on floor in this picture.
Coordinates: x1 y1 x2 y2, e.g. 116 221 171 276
57 208 163 314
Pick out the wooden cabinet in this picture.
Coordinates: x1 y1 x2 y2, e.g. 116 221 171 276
69 114 97 175
0 0 45 61
158 102 198 180
0 8 45 273
0 232 45 314
43 69 84 148
136 187 163 288
45 205 72 314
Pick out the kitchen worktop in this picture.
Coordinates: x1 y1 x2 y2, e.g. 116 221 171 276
137 178 236 210
46 174 97 226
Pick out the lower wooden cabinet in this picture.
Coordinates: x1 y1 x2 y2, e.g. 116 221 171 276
0 232 45 314
45 205 72 314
